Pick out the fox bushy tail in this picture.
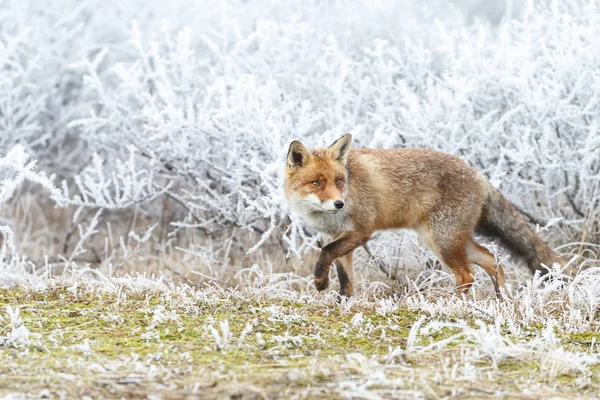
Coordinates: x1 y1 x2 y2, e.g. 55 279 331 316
476 185 565 274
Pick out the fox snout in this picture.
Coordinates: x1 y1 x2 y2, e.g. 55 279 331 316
319 196 346 212
320 198 345 212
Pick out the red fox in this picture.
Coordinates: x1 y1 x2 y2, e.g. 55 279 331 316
284 134 566 297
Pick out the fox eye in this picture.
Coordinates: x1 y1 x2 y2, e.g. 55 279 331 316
311 181 321 187
336 178 343 186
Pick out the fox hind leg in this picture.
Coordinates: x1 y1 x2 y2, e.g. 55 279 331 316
419 227 474 296
467 239 507 298
440 240 475 296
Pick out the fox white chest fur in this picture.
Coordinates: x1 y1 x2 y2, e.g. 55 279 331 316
301 209 353 237
287 193 353 236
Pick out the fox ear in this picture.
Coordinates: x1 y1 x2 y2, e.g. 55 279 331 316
327 133 353 165
287 140 311 170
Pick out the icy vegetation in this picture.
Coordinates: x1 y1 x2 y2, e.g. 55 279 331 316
0 0 599 398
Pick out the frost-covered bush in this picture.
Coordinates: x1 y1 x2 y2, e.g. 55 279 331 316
0 0 598 281
0 146 60 279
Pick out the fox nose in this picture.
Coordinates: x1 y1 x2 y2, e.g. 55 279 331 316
334 200 344 210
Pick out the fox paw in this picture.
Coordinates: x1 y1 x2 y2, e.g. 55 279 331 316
314 276 329 291
339 285 354 298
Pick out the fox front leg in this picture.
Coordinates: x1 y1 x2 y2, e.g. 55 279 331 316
313 231 372 295
334 253 354 297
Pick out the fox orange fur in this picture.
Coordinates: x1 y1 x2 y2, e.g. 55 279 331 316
284 133 565 297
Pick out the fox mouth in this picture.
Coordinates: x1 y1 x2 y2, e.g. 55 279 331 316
310 207 339 214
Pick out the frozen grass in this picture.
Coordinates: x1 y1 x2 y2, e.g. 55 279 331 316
0 274 599 399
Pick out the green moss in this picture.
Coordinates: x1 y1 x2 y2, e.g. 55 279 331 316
567 331 600 343
496 359 536 372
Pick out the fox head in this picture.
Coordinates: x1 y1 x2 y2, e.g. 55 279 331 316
284 133 352 214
